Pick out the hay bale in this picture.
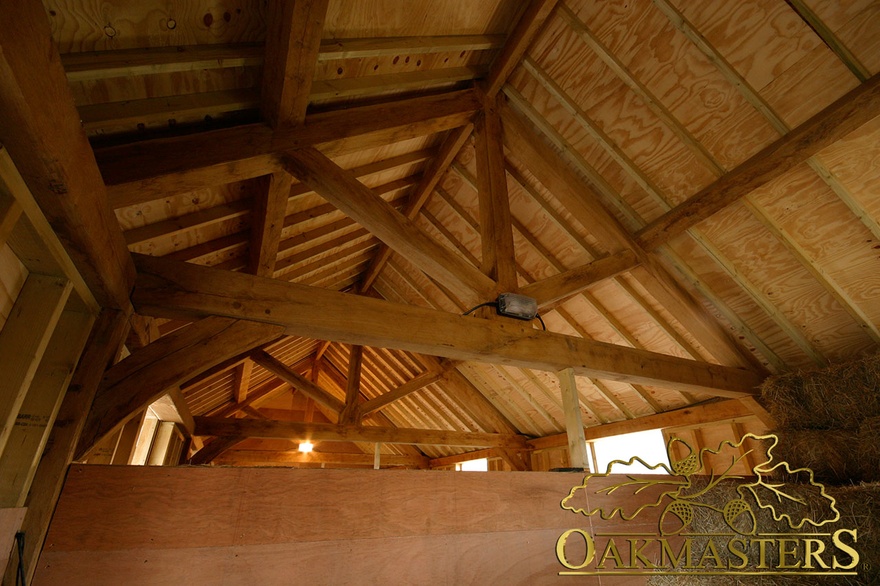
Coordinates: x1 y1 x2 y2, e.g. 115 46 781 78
859 416 880 482
760 352 880 430
647 481 880 586
774 429 861 484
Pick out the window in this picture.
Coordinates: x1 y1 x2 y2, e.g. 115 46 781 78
591 429 670 475
455 457 488 471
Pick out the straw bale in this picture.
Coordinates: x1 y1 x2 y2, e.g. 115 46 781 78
760 353 880 430
773 429 861 484
648 481 880 586
859 416 880 482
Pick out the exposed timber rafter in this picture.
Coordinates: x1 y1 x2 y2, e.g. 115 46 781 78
281 147 496 306
131 253 764 397
0 1 134 309
480 0 560 98
250 350 344 413
194 417 530 450
474 92 517 293
359 369 445 417
359 124 474 292
261 0 328 128
637 71 880 250
95 89 481 204
501 100 765 372
520 250 639 309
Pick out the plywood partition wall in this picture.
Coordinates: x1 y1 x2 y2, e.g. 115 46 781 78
35 465 658 585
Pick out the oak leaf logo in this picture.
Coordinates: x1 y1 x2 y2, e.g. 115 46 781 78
560 433 839 535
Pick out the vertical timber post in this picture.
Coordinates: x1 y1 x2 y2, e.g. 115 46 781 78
557 368 588 470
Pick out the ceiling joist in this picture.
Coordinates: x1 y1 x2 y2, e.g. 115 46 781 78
131 253 764 397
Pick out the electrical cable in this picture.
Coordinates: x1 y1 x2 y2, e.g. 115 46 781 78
536 314 546 331
15 531 25 586
462 301 496 316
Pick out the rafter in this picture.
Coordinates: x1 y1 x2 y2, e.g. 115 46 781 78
0 1 134 309
359 125 473 292
501 100 764 372
247 172 292 277
359 369 445 417
96 89 480 204
251 350 344 413
474 93 517 292
282 147 496 306
194 417 529 449
132 254 764 397
637 72 880 250
262 0 328 128
189 436 247 466
520 250 639 309
339 345 364 424
481 0 560 98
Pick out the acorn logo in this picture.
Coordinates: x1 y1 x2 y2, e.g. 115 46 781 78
555 434 860 576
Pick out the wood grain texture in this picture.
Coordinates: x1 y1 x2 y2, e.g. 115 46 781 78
194 417 529 449
0 2 135 309
481 0 559 97
0 309 92 508
132 253 764 396
44 0 266 52
37 464 664 585
0 275 72 455
77 317 285 459
282 147 495 306
11 308 130 585
95 89 479 203
261 0 327 127
637 71 880 250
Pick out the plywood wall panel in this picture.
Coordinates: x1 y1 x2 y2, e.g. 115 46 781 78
816 115 880 223
701 189 875 361
616 271 718 366
527 18 718 206
508 62 660 228
508 181 594 272
751 168 880 337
